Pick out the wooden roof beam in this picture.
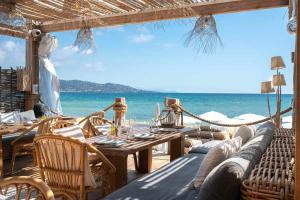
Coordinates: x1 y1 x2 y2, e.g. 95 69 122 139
41 0 289 33
0 23 27 38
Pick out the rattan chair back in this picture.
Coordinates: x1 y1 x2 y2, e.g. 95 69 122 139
0 176 55 200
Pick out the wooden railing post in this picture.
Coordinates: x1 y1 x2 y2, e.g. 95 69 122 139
113 97 127 126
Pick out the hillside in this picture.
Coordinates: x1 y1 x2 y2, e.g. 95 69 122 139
60 79 152 93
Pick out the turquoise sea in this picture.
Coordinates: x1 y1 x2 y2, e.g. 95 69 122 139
60 92 293 122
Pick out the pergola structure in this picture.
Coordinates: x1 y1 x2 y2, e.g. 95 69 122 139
0 0 299 198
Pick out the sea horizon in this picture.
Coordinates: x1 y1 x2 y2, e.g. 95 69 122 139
60 92 293 123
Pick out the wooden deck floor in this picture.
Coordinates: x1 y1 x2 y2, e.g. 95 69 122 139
3 151 171 182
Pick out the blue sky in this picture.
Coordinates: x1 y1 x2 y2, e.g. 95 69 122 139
0 7 295 93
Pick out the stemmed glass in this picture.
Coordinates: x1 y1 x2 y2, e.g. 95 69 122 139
125 118 135 139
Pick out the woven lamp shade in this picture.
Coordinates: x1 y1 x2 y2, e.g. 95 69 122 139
261 81 275 93
271 56 286 70
273 74 286 86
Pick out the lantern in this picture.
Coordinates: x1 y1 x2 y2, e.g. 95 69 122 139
159 107 177 128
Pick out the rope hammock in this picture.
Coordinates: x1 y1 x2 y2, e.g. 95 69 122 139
172 104 292 127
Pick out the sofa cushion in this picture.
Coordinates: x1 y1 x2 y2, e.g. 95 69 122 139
198 130 269 200
0 112 16 123
256 121 274 133
193 137 242 188
198 158 249 200
234 125 254 145
189 140 223 154
241 127 273 154
104 153 206 200
19 110 36 121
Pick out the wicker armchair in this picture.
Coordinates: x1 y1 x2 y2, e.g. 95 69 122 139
34 134 116 200
80 112 108 138
0 176 55 200
9 117 61 175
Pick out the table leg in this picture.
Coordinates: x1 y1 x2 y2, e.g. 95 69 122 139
0 135 3 177
107 155 128 189
170 136 184 161
138 147 152 173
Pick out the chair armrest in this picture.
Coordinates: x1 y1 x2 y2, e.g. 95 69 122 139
86 144 116 173
11 116 62 145
11 123 40 145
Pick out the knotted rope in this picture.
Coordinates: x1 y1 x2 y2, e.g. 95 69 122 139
113 101 128 113
171 104 292 127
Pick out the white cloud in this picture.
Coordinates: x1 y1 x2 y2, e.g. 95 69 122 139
62 45 79 53
84 62 104 72
81 49 94 55
132 33 154 43
137 26 149 33
4 41 16 51
111 25 124 32
94 29 103 36
0 40 25 66
131 26 154 43
160 42 177 48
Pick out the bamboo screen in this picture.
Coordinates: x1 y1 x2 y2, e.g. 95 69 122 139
0 67 25 112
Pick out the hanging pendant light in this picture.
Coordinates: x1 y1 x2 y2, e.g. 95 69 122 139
185 15 223 54
73 26 95 53
72 0 95 54
287 0 296 34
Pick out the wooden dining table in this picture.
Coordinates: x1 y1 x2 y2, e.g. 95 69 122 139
86 127 197 188
0 124 29 177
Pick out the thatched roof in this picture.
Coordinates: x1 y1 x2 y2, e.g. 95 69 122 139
0 0 288 38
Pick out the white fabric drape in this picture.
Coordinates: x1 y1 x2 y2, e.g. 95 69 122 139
38 34 62 114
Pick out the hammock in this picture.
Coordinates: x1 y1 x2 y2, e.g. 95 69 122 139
174 104 292 127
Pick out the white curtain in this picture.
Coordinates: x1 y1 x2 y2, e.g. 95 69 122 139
38 34 62 114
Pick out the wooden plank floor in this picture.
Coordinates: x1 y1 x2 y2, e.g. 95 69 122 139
3 151 171 182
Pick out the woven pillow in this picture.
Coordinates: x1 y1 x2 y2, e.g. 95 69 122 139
234 125 254 145
193 137 242 188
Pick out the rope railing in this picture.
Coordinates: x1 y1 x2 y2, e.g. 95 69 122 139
172 104 293 127
78 101 127 124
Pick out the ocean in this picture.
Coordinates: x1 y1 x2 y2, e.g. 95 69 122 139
60 92 293 122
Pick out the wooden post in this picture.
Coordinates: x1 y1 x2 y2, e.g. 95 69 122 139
24 24 40 111
295 0 300 198
113 97 127 125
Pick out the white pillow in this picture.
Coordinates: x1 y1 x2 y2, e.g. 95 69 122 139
53 125 85 141
52 125 96 187
19 110 36 121
234 125 255 145
0 112 16 123
193 137 242 188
